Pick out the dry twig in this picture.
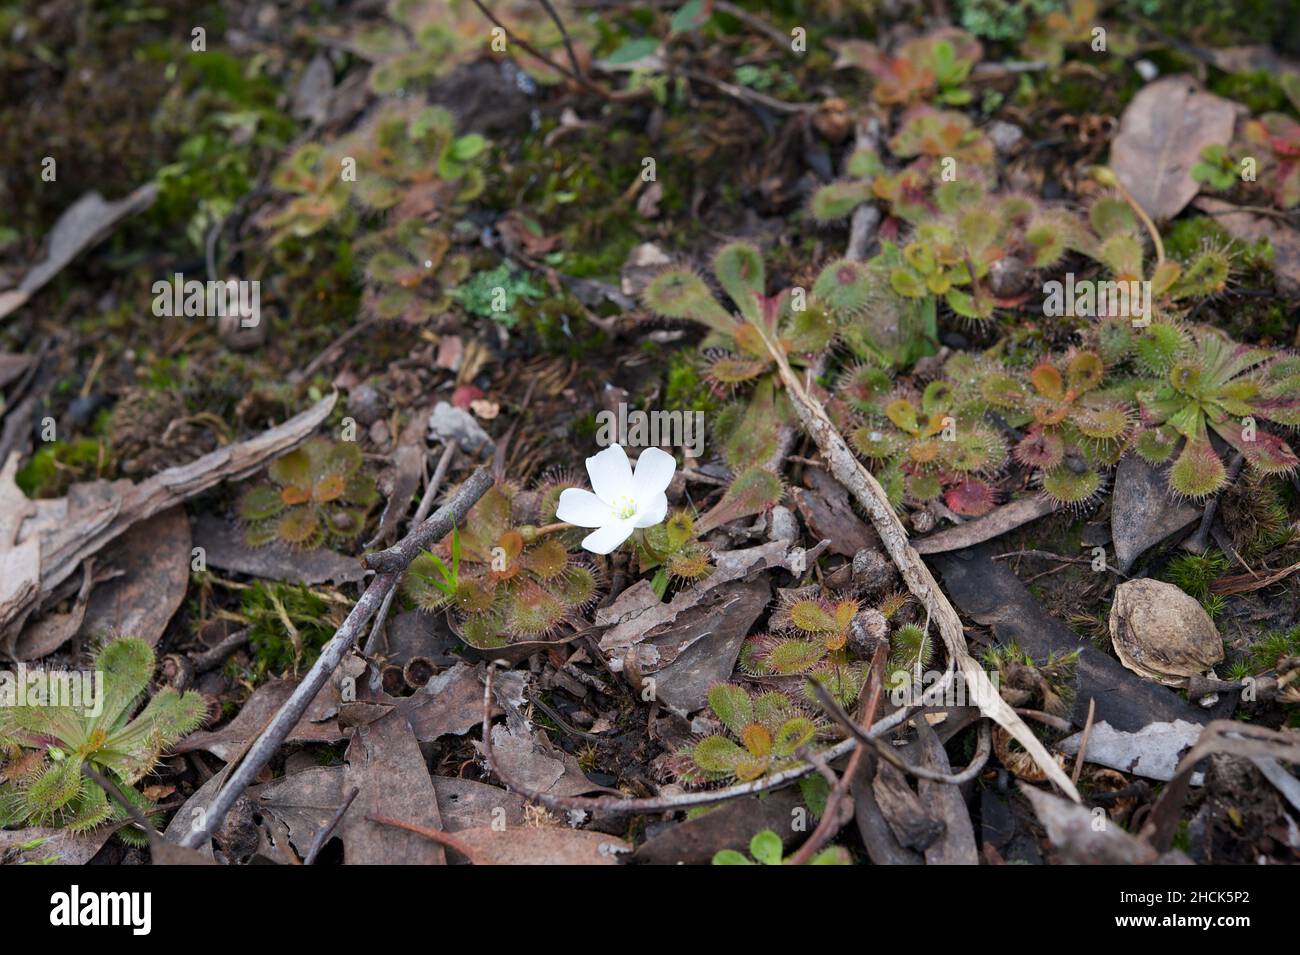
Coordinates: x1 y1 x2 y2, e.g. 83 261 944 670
177 467 494 848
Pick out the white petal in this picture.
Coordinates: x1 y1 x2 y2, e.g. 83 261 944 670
633 446 677 498
580 518 636 555
555 488 611 528
633 491 668 529
586 444 633 504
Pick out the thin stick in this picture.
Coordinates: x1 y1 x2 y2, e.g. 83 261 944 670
759 330 1081 800
305 786 359 864
786 641 888 865
1184 452 1244 554
367 814 487 864
294 318 376 383
362 440 458 665
192 628 250 674
681 68 817 114
1072 698 1096 786
807 679 993 785
468 0 630 101
82 763 162 847
712 0 791 51
481 663 927 815
178 467 494 849
537 0 583 78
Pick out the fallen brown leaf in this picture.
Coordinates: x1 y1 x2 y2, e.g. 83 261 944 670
1109 76 1236 221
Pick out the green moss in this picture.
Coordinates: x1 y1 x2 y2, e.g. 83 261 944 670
1164 550 1230 618
664 352 720 416
1245 626 1300 672
453 263 545 330
241 582 336 678
522 292 610 356
1124 0 1296 49
16 438 110 498
955 0 1063 42
1206 70 1291 114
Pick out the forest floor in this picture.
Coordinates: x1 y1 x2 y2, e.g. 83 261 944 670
2 0 1300 867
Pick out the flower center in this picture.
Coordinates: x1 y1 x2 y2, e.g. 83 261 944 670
610 494 638 520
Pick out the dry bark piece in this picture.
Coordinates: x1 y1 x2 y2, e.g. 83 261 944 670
1111 454 1199 573
1 393 336 642
597 539 825 651
367 444 424 547
932 546 1214 731
1058 719 1203 782
11 562 95 661
0 454 40 640
853 757 923 865
790 466 878 557
872 761 945 851
0 184 159 320
1109 76 1236 221
912 496 1058 555
621 578 769 715
1021 784 1192 865
914 718 978 865
597 539 825 713
0 352 34 390
1109 578 1223 687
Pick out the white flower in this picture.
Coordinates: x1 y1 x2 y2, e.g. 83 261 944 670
555 444 676 555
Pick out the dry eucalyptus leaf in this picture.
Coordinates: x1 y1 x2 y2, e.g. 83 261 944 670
174 678 344 761
341 710 446 865
192 512 364 586
1109 578 1223 686
0 826 116 865
449 826 629 865
1109 76 1236 221
77 507 191 647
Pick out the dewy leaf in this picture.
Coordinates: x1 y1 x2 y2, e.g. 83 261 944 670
1108 76 1236 221
670 0 710 35
713 242 766 325
707 684 754 736
696 467 783 533
748 829 784 865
